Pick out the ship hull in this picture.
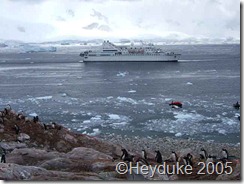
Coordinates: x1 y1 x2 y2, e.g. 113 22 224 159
82 54 180 62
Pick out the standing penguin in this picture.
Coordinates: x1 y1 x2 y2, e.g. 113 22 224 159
199 148 208 160
221 148 229 160
142 149 147 160
205 155 214 164
171 151 178 162
0 147 6 163
14 124 20 135
155 150 163 163
183 153 193 166
121 148 134 162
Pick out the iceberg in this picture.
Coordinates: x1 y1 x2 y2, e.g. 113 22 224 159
20 44 57 53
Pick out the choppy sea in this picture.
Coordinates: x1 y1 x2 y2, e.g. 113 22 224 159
0 44 240 144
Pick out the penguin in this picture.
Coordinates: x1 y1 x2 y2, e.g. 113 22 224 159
14 124 20 135
33 116 38 123
199 148 208 160
221 148 229 159
121 148 134 162
43 123 47 130
183 156 188 165
51 122 56 129
205 155 214 164
187 153 193 166
6 104 11 110
155 150 163 163
4 108 8 115
171 151 178 162
142 149 147 160
0 147 6 163
17 112 25 120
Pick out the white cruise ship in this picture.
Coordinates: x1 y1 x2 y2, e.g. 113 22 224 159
80 40 180 62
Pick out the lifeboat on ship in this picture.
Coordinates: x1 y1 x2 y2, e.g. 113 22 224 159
169 101 182 108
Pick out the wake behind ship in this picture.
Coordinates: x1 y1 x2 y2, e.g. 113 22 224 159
80 41 180 62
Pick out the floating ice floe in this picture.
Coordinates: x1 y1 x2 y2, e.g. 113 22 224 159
175 132 183 137
128 90 136 93
116 72 128 77
218 129 226 135
222 117 237 126
173 112 205 123
91 115 102 120
111 122 127 126
117 96 138 104
165 98 172 101
61 93 67 97
29 113 38 117
20 44 57 53
222 112 227 116
35 96 53 100
108 114 120 120
83 120 91 124
87 128 101 136
28 96 53 102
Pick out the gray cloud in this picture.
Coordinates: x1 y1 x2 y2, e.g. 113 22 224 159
91 9 108 23
83 22 99 29
83 22 112 32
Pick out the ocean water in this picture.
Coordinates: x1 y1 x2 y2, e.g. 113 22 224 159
0 44 240 144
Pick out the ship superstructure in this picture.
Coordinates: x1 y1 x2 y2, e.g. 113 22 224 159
80 41 180 62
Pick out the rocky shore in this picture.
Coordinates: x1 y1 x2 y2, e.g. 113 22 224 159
0 106 241 180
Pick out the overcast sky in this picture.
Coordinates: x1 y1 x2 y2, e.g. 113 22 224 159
0 0 240 43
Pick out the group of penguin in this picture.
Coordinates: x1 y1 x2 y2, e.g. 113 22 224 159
120 147 231 166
